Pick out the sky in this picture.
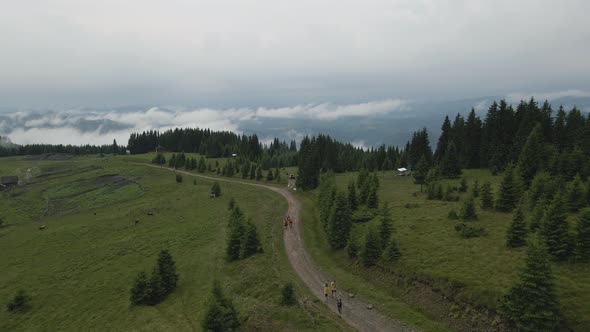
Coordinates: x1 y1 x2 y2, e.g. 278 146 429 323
1 0 589 145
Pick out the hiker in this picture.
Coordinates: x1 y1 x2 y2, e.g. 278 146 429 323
336 298 343 315
323 283 329 302
288 218 293 228
284 219 288 229
330 281 337 297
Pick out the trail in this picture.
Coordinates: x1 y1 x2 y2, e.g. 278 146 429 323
141 164 416 332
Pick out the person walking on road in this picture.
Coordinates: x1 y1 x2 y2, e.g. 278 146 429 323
288 217 293 228
336 298 343 315
323 283 329 303
330 281 337 297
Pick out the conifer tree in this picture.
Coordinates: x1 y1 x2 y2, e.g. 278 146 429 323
275 168 281 182
130 271 149 305
568 175 586 212
280 282 296 306
202 281 240 331
359 178 370 205
357 168 369 189
147 267 165 305
255 166 263 181
575 209 590 262
156 250 179 294
378 203 393 249
367 181 379 209
327 192 352 249
507 200 528 248
529 198 547 232
496 164 521 212
249 164 256 179
459 177 468 192
527 172 556 210
346 237 359 258
541 192 571 260
347 180 358 211
413 155 429 192
241 163 249 179
241 220 262 258
360 227 381 267
472 180 480 197
228 197 235 210
198 156 207 173
226 207 245 261
440 141 462 178
502 236 559 331
516 124 545 188
480 181 494 210
460 196 478 221
319 172 336 230
266 169 274 181
383 238 401 262
211 182 221 196
371 172 380 189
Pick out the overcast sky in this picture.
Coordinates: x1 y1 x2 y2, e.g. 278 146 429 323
1 0 589 109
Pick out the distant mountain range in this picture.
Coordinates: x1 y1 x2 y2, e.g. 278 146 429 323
1 96 589 148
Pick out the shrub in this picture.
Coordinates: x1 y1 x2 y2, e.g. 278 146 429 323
175 173 183 183
280 282 296 305
447 209 459 220
460 197 478 221
202 281 240 331
383 239 401 262
459 177 468 192
346 238 358 258
6 290 31 312
211 182 221 197
454 224 486 238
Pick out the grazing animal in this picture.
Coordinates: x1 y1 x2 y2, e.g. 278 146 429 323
39 225 45 230
135 219 140 225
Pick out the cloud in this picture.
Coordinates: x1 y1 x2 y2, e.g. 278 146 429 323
0 100 409 145
506 90 590 103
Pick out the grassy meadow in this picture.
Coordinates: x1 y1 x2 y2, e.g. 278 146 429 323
298 169 590 331
0 155 348 331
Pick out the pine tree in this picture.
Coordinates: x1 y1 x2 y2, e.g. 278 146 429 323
516 124 546 188
378 203 393 249
507 201 528 248
280 282 296 306
327 192 352 249
360 227 381 267
496 164 521 212
568 175 586 212
346 237 359 258
472 180 480 197
226 207 245 261
502 236 560 331
480 181 494 210
541 192 571 261
147 267 165 305
202 281 240 331
413 155 429 192
228 197 235 210
527 172 557 210
319 172 336 230
357 168 369 189
266 169 274 181
6 290 31 312
359 178 370 205
440 141 462 178
367 181 379 209
347 180 358 211
255 167 263 181
156 250 179 294
460 196 478 221
130 272 150 305
529 198 547 232
240 220 262 258
211 182 221 197
575 209 590 262
459 177 468 192
382 239 401 262
198 156 207 173
175 173 183 183
275 168 281 182
241 163 249 179
249 164 256 179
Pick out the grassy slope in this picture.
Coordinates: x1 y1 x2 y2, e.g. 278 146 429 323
0 155 348 331
299 169 590 331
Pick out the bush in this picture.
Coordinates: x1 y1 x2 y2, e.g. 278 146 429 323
459 177 468 192
352 206 377 223
175 173 183 183
346 238 358 258
454 224 486 238
202 281 240 331
460 197 478 221
211 182 221 197
130 250 179 306
383 240 401 262
6 290 31 312
447 209 459 220
280 282 296 305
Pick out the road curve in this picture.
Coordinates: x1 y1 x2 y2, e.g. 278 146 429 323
141 164 416 332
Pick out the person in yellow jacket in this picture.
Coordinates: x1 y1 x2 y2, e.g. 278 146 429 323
330 280 337 297
323 283 329 302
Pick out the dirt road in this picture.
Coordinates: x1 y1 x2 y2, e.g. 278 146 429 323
143 164 416 332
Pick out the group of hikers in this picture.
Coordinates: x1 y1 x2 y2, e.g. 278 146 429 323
324 281 343 315
283 214 294 229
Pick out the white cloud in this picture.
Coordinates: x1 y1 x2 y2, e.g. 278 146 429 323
506 90 590 103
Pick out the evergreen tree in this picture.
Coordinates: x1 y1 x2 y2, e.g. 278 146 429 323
241 163 249 179
460 196 478 221
156 250 179 294
176 173 183 183
249 164 256 179
507 200 528 248
367 181 379 209
346 237 359 258
575 209 590 262
502 236 559 332
568 175 586 212
459 176 468 192
378 203 393 249
529 198 547 232
359 179 370 205
266 169 274 181
527 172 557 210
327 192 352 249
147 267 165 305
480 181 494 210
434 115 452 162
517 124 546 188
360 227 381 267
275 168 281 182
240 220 262 258
6 290 31 312
440 141 462 178
472 180 480 198
413 155 429 192
198 156 207 173
347 180 358 211
319 172 336 230
541 192 571 260
228 197 235 210
383 238 401 262
226 207 245 261
280 282 296 306
357 168 369 189
496 164 521 212
211 182 221 197
202 281 240 331
255 167 263 181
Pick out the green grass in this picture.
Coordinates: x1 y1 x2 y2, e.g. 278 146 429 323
0 155 348 331
299 169 590 331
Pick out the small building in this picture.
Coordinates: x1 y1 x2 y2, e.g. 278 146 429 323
396 168 409 176
0 176 18 189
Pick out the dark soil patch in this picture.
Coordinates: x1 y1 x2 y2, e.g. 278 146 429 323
95 174 132 188
22 153 74 161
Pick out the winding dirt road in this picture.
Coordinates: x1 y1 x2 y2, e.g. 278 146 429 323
143 164 416 332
